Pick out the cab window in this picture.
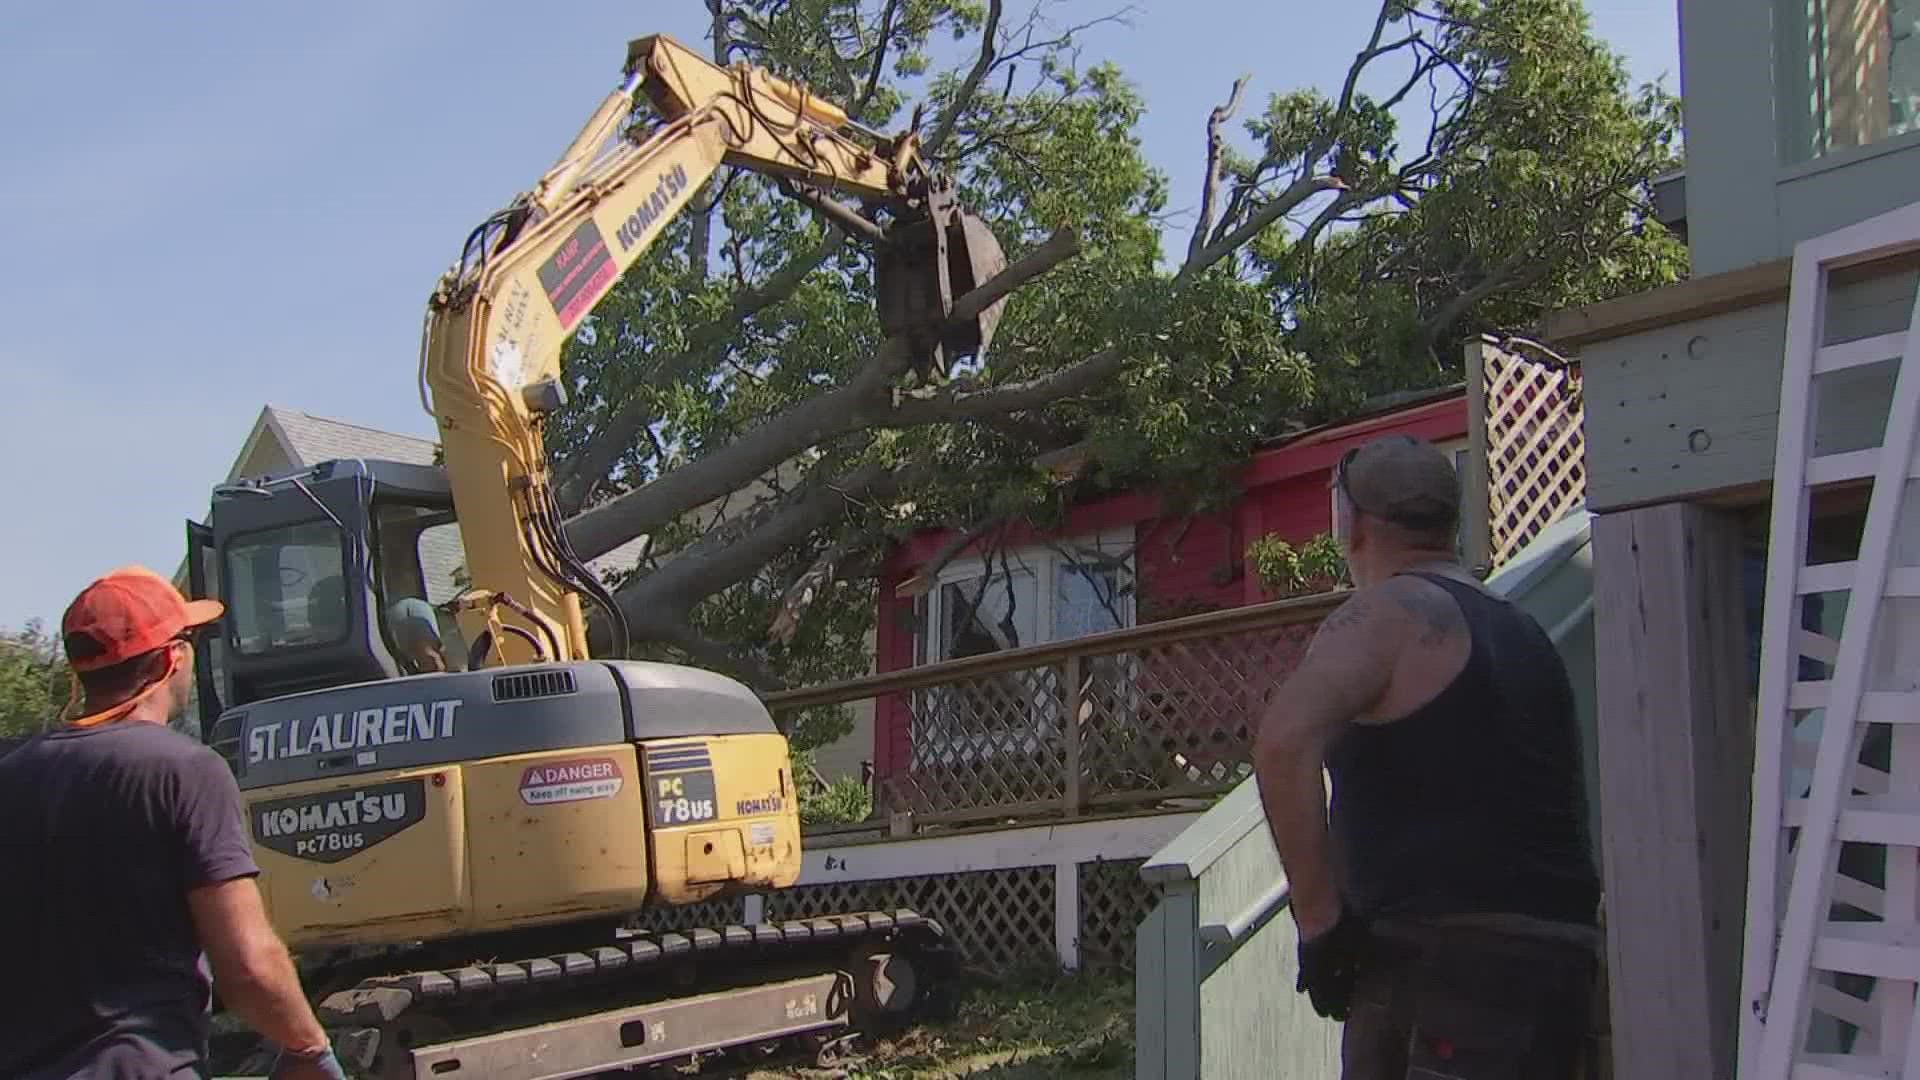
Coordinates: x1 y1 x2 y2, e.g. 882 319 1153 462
224 522 349 656
372 504 470 673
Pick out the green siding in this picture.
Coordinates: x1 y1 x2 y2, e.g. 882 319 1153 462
1678 0 1920 276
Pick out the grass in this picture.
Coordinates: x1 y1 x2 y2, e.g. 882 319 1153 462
735 971 1134 1079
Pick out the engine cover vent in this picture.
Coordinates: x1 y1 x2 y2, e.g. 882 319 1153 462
492 669 579 703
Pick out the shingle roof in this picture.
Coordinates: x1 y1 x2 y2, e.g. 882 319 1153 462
266 407 438 469
188 406 672 593
258 408 658 587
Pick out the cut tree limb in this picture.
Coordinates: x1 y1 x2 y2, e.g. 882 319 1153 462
768 532 879 644
951 225 1080 323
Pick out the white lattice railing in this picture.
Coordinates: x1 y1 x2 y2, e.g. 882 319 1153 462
1473 337 1588 569
625 813 1195 977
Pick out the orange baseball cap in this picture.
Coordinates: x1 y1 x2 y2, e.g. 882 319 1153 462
62 565 224 672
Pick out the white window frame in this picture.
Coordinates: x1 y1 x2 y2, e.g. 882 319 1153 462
922 525 1138 662
910 526 1137 766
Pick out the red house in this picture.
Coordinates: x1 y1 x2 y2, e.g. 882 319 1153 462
868 385 1472 789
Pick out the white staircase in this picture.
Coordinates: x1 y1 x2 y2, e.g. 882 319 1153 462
1740 199 1920 1080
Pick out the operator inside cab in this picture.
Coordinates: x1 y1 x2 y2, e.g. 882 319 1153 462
374 518 457 675
386 596 449 673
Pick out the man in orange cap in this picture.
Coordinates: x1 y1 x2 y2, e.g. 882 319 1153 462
0 566 344 1079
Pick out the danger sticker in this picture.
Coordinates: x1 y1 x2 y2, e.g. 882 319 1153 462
519 757 624 806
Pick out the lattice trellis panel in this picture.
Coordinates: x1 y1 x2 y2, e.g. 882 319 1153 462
764 866 1056 976
1484 345 1586 567
888 664 1067 815
1077 622 1318 801
1077 858 1156 975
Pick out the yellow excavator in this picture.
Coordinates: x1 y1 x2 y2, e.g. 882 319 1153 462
185 33 1007 1079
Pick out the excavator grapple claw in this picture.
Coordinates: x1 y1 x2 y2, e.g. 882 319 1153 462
875 184 1008 373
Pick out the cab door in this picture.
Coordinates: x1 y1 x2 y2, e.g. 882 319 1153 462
184 519 226 742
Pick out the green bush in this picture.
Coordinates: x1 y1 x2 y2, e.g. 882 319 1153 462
1246 531 1349 598
789 748 874 825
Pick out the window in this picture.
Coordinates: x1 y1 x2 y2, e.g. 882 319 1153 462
1779 0 1920 163
921 529 1136 662
224 521 349 656
372 503 470 673
911 529 1136 763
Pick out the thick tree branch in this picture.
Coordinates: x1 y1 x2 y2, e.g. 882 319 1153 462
768 531 879 644
886 347 1121 423
611 461 924 623
1187 77 1249 269
565 232 1083 561
566 338 912 562
926 0 1003 154
553 227 849 513
951 225 1080 324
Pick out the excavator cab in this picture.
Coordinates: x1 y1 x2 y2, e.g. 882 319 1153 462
185 457 470 733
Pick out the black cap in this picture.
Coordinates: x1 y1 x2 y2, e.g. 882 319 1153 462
1335 435 1460 533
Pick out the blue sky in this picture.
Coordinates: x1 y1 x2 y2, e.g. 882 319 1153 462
0 0 1678 633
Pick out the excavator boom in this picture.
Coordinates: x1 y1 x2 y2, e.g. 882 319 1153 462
421 35 1005 672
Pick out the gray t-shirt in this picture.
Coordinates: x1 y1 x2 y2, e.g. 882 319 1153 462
0 721 260 1078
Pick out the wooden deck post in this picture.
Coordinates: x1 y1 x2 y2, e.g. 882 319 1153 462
1463 338 1495 576
1062 654 1083 817
1592 502 1754 1080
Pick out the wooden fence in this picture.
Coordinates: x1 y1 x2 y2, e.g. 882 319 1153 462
764 590 1346 833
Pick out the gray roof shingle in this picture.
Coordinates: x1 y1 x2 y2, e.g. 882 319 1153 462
267 407 439 469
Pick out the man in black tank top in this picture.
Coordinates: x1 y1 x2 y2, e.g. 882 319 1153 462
1252 436 1601 1079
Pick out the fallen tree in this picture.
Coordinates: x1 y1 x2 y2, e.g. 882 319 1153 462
541 0 1684 746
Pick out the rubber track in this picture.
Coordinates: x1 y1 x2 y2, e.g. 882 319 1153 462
315 909 954 1076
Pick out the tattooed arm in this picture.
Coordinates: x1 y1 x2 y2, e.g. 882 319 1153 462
1252 577 1445 936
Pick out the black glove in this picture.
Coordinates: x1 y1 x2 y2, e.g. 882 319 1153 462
1295 903 1370 1021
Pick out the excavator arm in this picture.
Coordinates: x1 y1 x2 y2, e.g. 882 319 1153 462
419 34 1005 668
